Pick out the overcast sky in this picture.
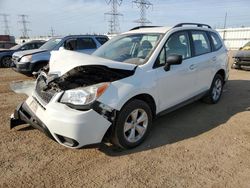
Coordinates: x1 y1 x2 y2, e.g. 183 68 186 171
0 0 250 37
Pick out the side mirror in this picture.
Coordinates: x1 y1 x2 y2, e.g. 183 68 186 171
164 54 183 71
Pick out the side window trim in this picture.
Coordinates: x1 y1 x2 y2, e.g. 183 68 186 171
153 30 191 69
187 30 195 57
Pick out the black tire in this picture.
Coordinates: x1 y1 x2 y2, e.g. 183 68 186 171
202 74 224 104
33 62 48 73
1 56 12 68
111 99 152 149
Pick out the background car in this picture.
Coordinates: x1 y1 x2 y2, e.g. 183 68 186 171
0 40 46 67
12 35 109 74
232 41 250 70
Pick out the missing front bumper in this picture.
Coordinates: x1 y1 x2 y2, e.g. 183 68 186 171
10 102 55 141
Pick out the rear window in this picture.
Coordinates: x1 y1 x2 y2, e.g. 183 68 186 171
210 32 222 51
95 37 109 45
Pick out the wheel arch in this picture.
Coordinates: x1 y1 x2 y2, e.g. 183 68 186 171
102 93 157 141
120 93 157 119
215 69 226 83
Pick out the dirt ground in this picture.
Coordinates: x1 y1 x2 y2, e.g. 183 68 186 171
0 54 250 188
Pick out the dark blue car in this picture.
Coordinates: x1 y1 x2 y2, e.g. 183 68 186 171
0 40 46 67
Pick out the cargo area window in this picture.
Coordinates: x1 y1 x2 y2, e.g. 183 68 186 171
210 32 222 51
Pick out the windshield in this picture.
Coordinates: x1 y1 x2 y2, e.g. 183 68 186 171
39 38 62 50
10 44 21 50
93 33 163 65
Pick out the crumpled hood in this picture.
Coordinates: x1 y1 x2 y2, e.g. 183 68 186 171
49 50 137 76
13 48 47 58
233 50 250 58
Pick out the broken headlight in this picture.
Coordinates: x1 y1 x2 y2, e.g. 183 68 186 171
60 82 110 106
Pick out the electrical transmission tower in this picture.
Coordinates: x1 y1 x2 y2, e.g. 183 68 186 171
50 27 55 37
105 0 123 34
0 13 10 35
18 14 31 38
133 0 153 26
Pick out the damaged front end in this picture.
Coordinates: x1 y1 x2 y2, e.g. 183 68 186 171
10 64 135 142
45 65 134 120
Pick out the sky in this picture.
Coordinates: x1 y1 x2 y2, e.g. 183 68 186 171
0 0 250 37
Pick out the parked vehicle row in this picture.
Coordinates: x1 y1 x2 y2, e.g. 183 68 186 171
0 40 45 67
10 23 229 149
12 35 109 74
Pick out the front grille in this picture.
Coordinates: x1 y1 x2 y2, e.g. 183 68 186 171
35 75 56 104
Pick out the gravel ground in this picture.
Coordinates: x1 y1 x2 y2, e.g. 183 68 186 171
0 54 250 187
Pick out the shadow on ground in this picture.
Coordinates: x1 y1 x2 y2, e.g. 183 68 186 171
99 79 250 156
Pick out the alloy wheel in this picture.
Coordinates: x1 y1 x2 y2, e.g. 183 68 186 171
123 108 148 143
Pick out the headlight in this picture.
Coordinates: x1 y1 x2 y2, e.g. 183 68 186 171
60 82 110 106
20 55 32 63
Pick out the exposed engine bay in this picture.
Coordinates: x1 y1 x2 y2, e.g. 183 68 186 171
45 65 135 92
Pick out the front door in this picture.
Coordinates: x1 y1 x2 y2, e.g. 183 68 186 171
154 31 199 112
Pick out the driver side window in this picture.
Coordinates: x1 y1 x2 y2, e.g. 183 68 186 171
158 31 191 66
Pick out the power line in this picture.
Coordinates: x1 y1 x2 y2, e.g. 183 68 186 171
0 13 10 35
18 14 31 38
105 0 123 34
132 0 153 26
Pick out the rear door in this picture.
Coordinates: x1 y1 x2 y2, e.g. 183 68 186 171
189 30 213 92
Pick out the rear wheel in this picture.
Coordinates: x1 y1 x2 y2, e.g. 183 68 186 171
111 99 152 149
1 56 12 68
202 74 224 104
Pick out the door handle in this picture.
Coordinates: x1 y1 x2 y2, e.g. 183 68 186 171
212 57 217 61
189 64 197 70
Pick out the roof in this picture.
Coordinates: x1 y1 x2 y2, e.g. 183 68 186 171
124 27 171 34
62 34 108 38
124 23 214 35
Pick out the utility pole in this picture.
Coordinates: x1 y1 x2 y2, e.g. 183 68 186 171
18 14 31 39
132 0 153 26
105 0 123 34
50 27 55 37
223 12 227 40
0 13 10 35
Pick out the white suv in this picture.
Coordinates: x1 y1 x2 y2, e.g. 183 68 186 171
11 23 229 149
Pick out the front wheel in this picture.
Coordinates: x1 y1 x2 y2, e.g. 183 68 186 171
202 74 224 104
1 56 12 68
111 99 152 149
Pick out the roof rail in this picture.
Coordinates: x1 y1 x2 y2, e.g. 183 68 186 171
173 23 212 29
130 26 161 31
